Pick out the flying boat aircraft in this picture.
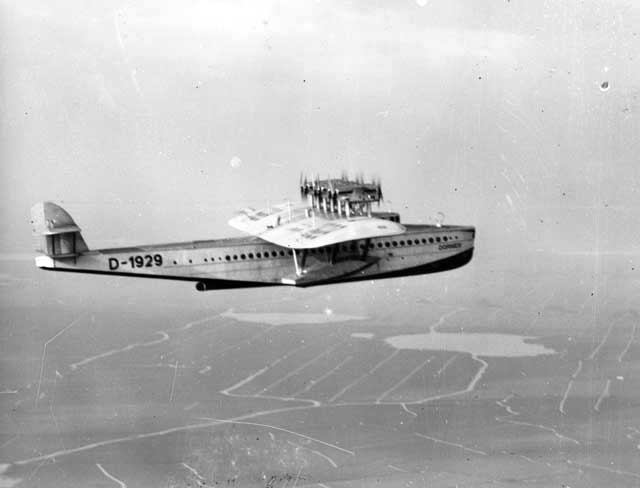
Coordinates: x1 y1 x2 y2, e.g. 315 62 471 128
31 175 475 290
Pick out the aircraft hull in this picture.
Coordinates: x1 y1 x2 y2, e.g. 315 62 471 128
35 225 475 289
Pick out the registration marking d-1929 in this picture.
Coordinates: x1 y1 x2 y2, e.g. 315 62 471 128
108 254 163 270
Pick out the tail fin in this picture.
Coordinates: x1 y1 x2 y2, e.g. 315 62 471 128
30 202 89 257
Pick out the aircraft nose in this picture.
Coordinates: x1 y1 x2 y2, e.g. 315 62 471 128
462 226 476 240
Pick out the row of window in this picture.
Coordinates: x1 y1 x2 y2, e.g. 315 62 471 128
171 234 460 265
376 235 459 248
225 250 291 261
172 250 290 265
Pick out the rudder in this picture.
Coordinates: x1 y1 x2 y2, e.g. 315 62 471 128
30 202 89 257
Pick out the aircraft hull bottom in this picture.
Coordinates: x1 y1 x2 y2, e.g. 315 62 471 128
196 248 475 289
339 247 474 284
36 266 278 289
37 248 473 290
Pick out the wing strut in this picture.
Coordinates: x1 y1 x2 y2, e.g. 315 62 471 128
292 249 301 276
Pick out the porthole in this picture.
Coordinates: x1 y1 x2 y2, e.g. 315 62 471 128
204 258 208 262
436 237 441 243
429 238 434 244
378 242 383 248
233 255 238 260
385 242 391 248
279 250 285 256
271 251 277 257
369 243 375 249
392 241 398 247
249 253 254 259
399 240 405 246
287 250 293 256
225 255 230 261
256 252 261 258
173 260 177 265
421 238 426 244
443 236 448 242
188 259 192 264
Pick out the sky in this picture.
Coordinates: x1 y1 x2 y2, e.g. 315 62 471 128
1 0 639 262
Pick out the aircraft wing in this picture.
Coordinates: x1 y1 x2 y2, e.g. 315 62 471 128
229 203 306 236
229 204 405 249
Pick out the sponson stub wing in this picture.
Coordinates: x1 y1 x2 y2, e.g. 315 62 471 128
228 204 405 249
280 256 380 286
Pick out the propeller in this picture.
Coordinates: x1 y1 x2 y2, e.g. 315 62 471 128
371 177 383 206
300 173 312 199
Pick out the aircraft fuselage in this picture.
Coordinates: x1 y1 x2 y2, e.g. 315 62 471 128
36 224 475 289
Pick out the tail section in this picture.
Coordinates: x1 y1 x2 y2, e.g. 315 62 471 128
30 202 89 260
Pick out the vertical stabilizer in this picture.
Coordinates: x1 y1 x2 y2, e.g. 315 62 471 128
30 202 89 258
